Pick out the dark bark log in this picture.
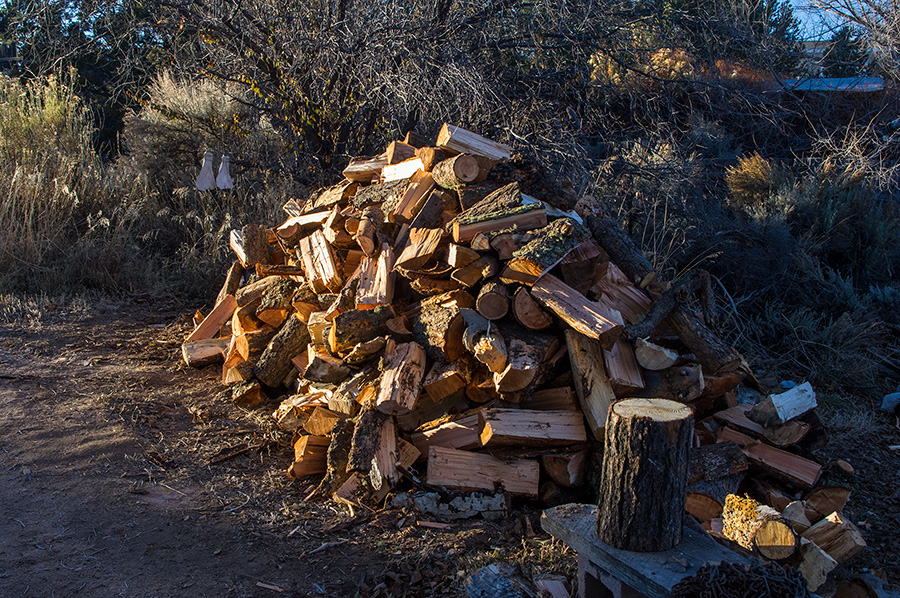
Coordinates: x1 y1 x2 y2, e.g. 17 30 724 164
669 307 744 374
624 270 717 340
347 407 389 473
596 398 694 552
253 315 310 387
574 195 654 287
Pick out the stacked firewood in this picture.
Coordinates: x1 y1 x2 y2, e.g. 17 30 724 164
181 124 863 591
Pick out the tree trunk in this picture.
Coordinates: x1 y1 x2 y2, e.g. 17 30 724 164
596 398 693 551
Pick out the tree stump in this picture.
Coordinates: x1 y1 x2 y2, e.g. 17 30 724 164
596 398 694 552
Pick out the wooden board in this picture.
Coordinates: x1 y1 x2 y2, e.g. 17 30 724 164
541 503 753 598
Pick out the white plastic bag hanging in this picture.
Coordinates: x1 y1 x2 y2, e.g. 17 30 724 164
216 155 234 189
195 151 216 190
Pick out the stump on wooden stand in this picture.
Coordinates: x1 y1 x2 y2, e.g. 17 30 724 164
596 398 694 552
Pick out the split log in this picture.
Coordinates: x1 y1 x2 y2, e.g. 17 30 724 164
542 449 588 487
718 427 822 488
235 275 283 307
634 338 678 370
186 295 237 342
234 224 270 266
500 218 588 284
352 178 407 211
801 511 866 564
796 538 838 592
451 183 547 243
356 244 395 309
476 280 510 320
685 493 725 526
382 157 424 182
391 170 435 224
354 205 384 257
328 306 393 355
232 380 266 408
409 275 462 296
409 411 482 454
342 154 387 183
233 328 277 361
565 330 616 441
254 315 311 387
688 441 748 483
307 311 330 346
426 446 539 496
494 331 558 393
457 181 502 211
512 287 553 330
436 123 511 161
323 205 354 248
288 435 330 478
386 140 417 164
490 230 531 260
560 238 605 295
432 154 481 189
369 417 399 493
714 404 811 448
782 501 812 533
805 486 852 520
631 364 704 403
596 398 694 551
347 407 389 473
722 494 799 561
395 228 442 270
422 359 467 403
747 382 817 428
222 360 253 385
304 347 352 384
749 479 794 512
375 339 427 415
404 188 453 232
415 146 450 172
344 337 387 366
216 262 244 305
232 298 264 335
574 195 655 287
308 180 357 211
473 329 508 374
182 338 230 368
522 387 579 411
298 230 342 293
479 409 587 448
409 293 468 362
447 243 480 269
302 407 347 437
276 211 332 245
602 337 645 394
532 275 622 350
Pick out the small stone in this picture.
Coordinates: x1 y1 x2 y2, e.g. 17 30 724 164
881 392 900 413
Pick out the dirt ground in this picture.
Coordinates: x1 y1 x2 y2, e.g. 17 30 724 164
1 295 898 597
0 296 571 598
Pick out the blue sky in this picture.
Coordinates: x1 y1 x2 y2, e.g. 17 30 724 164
792 0 847 40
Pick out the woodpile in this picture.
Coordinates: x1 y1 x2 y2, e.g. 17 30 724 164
181 124 863 591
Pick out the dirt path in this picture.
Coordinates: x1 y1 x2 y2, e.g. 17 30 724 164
0 298 561 598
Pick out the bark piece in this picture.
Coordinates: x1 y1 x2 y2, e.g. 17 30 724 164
596 398 694 552
436 123 511 161
186 295 237 342
451 183 546 243
344 336 387 366
309 180 357 211
532 275 622 350
426 446 539 496
375 339 427 415
479 408 587 448
566 330 616 441
500 218 588 285
254 315 311 387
